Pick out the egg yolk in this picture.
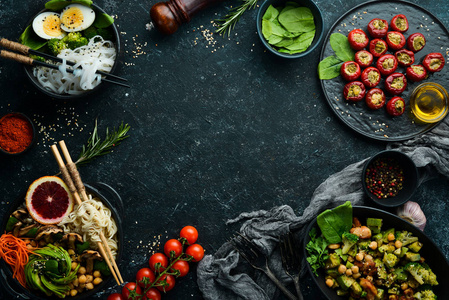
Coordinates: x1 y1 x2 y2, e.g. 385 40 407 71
43 15 64 37
61 7 84 30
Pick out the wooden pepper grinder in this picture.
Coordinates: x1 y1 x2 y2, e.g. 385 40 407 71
150 0 224 35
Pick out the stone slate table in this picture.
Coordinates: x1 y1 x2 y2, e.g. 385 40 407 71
0 0 448 299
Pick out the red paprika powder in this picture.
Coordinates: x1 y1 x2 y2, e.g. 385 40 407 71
0 113 34 153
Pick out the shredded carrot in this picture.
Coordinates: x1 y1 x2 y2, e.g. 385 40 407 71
0 233 36 288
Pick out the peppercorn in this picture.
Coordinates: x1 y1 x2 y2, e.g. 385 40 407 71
365 158 404 199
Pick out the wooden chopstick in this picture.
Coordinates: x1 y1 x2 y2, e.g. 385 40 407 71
0 49 130 88
0 37 127 82
50 143 124 285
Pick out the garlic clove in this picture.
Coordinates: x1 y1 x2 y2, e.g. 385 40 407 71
397 201 426 231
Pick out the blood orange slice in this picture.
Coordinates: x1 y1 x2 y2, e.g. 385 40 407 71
26 176 74 225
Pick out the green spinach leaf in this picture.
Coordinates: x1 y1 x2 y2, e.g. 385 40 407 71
330 32 355 62
278 7 314 33
45 0 93 11
317 201 353 244
19 25 48 50
93 13 115 28
318 55 343 80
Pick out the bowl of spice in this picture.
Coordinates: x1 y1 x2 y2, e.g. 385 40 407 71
362 150 418 207
0 112 36 155
256 0 324 58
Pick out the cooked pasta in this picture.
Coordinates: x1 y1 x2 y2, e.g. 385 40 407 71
58 194 118 259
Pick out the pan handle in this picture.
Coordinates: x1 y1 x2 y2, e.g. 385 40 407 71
0 268 30 299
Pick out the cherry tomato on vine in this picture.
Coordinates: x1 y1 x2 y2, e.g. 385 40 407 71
186 244 205 262
164 239 183 258
171 260 190 277
156 274 176 292
122 282 142 300
144 288 161 300
180 226 198 245
136 267 156 289
108 293 125 300
149 253 168 273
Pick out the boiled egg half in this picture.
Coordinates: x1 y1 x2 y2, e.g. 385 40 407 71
60 4 95 32
32 12 66 40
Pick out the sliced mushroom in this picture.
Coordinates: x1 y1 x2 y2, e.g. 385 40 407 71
61 233 83 250
11 208 28 221
18 223 39 237
81 250 102 274
12 221 23 237
35 225 63 243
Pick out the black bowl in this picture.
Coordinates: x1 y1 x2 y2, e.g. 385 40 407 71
0 182 124 300
23 4 121 100
303 206 449 300
0 112 36 156
256 0 324 58
362 150 419 207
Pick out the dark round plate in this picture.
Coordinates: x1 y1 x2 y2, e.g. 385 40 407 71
320 0 449 141
303 206 449 300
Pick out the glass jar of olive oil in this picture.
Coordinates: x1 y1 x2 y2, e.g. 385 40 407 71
410 82 448 123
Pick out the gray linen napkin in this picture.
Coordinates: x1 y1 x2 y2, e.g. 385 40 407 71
196 118 449 300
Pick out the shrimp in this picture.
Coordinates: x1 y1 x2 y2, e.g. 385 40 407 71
360 278 377 297
350 225 372 239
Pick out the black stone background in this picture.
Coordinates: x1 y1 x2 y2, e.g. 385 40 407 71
0 0 448 299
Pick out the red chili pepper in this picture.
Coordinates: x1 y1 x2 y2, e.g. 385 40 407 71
343 81 366 102
367 18 388 38
385 72 407 95
376 54 398 76
340 61 361 81
406 65 427 82
385 31 405 51
395 49 415 67
365 88 386 110
386 96 406 116
406 33 426 52
361 67 381 88
422 52 445 73
369 39 388 57
348 29 369 50
355 50 373 68
390 14 409 33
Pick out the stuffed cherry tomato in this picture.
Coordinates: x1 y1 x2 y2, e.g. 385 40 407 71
361 67 381 88
390 14 408 33
343 81 366 102
406 65 427 82
395 49 415 67
348 29 369 50
340 61 361 81
422 52 445 73
365 88 386 110
376 54 398 76
369 39 388 57
406 33 426 52
385 73 407 95
367 18 388 38
386 96 406 116
355 50 374 68
386 31 405 51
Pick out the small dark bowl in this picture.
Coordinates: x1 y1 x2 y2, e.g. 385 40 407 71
256 0 324 58
0 182 124 300
0 112 36 155
23 4 121 100
362 150 419 207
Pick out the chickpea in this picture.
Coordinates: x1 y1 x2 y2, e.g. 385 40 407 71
365 254 373 262
369 241 378 250
351 265 359 274
71 262 78 270
78 275 87 284
353 273 361 279
70 290 78 297
355 252 365 261
387 232 395 241
78 266 86 275
86 275 93 283
401 283 408 290
86 283 94 290
345 269 353 276
68 249 75 256
93 277 103 285
325 278 334 288
327 244 340 249
73 278 79 287
338 264 347 274
395 240 403 248
78 283 85 290
93 270 101 278
366 275 373 282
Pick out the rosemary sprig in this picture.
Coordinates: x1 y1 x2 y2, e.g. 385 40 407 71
215 0 260 37
75 120 130 166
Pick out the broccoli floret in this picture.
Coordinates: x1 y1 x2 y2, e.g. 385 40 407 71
341 232 359 254
383 253 398 268
414 289 437 300
395 231 419 246
47 38 67 56
62 32 88 49
83 26 98 40
405 262 439 286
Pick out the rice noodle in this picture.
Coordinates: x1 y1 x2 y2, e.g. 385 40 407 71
58 194 118 259
33 36 116 95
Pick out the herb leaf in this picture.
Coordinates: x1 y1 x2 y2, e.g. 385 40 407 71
318 55 343 80
330 33 355 62
215 0 259 37
317 201 353 244
305 227 329 276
